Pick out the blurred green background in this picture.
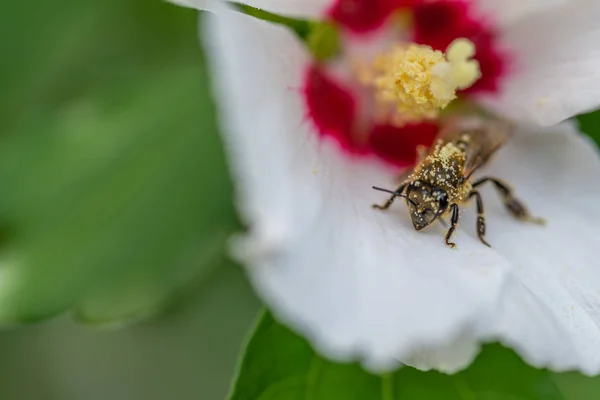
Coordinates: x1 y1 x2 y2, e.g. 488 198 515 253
2 1 600 399
0 1 261 399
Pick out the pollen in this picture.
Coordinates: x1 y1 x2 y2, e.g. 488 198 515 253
369 38 481 124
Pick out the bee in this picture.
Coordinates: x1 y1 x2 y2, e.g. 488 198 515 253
371 117 545 248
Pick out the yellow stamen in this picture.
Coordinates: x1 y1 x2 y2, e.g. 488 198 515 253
369 38 481 124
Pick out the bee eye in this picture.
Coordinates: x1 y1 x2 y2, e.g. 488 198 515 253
438 194 448 211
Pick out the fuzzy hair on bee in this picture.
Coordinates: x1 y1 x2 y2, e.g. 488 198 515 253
372 116 545 248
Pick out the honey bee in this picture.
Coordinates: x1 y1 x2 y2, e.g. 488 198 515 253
372 117 545 248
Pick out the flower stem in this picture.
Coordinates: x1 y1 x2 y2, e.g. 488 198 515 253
232 3 312 39
231 3 340 61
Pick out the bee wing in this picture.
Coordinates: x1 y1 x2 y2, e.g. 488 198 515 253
436 116 514 178
464 120 513 178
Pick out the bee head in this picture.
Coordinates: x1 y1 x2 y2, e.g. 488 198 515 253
405 180 449 230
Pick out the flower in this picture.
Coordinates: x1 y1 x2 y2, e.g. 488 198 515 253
173 0 600 373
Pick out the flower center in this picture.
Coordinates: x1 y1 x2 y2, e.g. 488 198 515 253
365 38 481 124
303 0 506 168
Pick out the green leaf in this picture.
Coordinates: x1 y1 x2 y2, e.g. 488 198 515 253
229 312 569 400
577 111 600 145
0 1 237 322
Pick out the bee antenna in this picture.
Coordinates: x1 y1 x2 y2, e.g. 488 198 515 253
372 186 399 195
371 186 417 207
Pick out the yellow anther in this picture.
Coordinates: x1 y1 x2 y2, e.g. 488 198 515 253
369 38 481 124
446 38 475 62
443 38 481 89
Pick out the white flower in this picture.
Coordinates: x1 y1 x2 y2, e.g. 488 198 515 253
174 0 600 373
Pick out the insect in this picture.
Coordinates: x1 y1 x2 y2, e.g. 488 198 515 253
371 117 545 248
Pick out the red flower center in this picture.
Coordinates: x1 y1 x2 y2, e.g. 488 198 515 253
304 0 507 168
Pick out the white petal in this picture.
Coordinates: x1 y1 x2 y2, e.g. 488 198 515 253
481 0 600 125
472 122 600 373
202 3 319 259
171 0 329 19
204 4 600 373
475 0 568 27
405 122 600 373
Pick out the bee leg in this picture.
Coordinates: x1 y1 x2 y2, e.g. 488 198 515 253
472 177 546 225
372 183 407 211
372 195 396 210
444 204 460 249
469 191 491 247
